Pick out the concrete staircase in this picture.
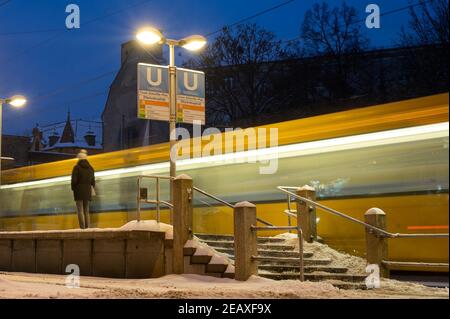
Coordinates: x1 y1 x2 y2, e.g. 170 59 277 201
195 234 368 289
182 239 235 279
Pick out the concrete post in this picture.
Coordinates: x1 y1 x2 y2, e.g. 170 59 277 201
172 174 193 274
296 185 317 243
364 208 389 278
233 201 258 281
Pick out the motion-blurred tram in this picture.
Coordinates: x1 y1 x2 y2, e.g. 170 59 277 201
0 93 448 273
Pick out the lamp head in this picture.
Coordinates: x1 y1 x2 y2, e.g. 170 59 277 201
8 95 27 108
136 27 164 45
180 35 207 51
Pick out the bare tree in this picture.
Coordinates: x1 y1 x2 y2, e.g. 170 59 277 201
400 0 449 47
300 2 369 99
398 0 449 95
186 24 297 127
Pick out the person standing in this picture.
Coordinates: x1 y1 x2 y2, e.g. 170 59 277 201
71 149 95 229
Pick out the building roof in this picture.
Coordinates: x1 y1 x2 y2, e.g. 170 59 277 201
40 115 103 151
60 112 75 143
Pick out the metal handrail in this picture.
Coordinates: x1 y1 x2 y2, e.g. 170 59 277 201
284 209 297 218
137 175 174 222
193 186 234 208
281 186 300 233
193 186 274 226
136 177 273 226
256 217 274 227
277 186 449 239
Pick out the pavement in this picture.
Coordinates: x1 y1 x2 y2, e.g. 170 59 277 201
0 272 448 299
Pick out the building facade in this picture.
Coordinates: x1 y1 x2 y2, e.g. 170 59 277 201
1 135 30 169
102 40 169 152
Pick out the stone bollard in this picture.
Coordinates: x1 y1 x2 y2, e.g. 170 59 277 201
364 208 389 278
172 174 193 274
233 201 258 281
296 185 317 243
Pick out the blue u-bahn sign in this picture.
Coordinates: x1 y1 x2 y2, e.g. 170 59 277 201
137 63 205 124
137 63 170 121
176 68 206 125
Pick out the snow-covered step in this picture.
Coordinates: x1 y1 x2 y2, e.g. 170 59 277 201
213 247 312 258
221 253 334 266
222 264 235 279
259 272 368 283
324 280 368 290
195 234 235 241
202 239 296 251
183 239 234 279
199 240 235 248
257 244 296 251
255 256 333 265
183 247 196 256
258 264 348 274
257 249 313 258
195 233 285 244
206 255 229 273
190 246 213 264
256 237 286 244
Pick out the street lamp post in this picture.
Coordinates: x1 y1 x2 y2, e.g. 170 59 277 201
136 27 207 180
167 40 178 180
0 95 27 187
136 27 206 220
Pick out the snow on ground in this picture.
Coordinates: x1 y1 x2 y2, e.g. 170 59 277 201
0 230 447 299
0 275 99 299
0 272 448 299
120 220 173 239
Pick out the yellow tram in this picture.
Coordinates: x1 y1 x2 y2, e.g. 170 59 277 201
1 93 448 272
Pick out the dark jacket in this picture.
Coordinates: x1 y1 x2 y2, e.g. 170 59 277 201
71 159 95 201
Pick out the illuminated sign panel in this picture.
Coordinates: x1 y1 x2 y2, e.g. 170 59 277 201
176 68 205 125
137 63 205 124
137 63 169 121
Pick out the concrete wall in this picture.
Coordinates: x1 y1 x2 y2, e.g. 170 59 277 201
0 229 170 278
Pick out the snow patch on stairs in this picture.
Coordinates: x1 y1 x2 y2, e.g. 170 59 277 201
184 237 235 279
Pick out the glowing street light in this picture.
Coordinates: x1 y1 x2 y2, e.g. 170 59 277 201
0 95 27 186
135 27 163 45
7 95 27 108
179 35 208 51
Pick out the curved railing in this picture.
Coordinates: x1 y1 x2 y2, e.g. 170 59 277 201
137 175 174 222
277 186 449 239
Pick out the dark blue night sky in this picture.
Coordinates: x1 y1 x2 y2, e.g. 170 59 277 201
0 0 413 135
